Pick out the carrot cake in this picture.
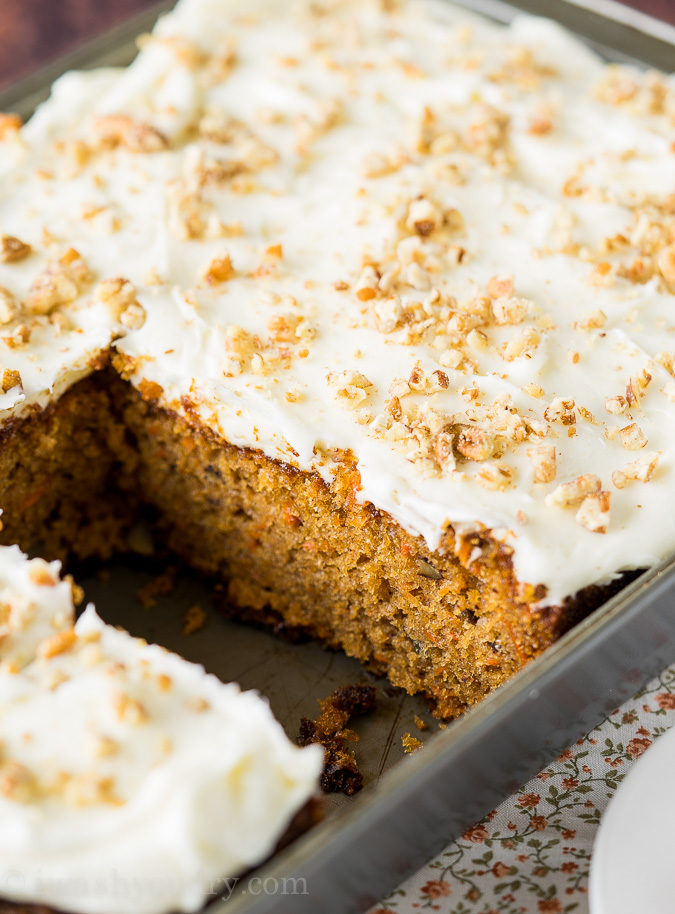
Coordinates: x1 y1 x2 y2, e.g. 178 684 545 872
0 0 673 726
0 544 322 914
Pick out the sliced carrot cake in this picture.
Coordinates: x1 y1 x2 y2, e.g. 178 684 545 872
0 544 322 914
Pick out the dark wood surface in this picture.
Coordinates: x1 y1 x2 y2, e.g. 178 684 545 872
0 0 673 91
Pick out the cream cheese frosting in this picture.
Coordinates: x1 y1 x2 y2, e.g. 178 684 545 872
0 545 322 914
0 0 674 604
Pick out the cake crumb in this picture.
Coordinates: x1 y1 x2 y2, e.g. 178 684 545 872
183 603 207 635
298 684 377 796
402 732 424 753
136 568 177 609
414 714 428 731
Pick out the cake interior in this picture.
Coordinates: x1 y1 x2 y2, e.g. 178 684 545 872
2 364 615 719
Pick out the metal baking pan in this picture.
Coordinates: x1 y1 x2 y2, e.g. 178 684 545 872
1 2 674 912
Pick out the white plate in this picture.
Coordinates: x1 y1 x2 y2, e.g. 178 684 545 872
590 725 675 914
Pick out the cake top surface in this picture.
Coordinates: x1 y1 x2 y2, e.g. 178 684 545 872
0 545 322 914
0 0 674 604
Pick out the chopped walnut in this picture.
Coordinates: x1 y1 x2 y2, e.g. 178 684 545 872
576 491 611 533
1 369 21 393
605 395 627 415
612 451 660 488
657 243 675 291
619 422 648 450
268 312 315 343
223 325 255 376
434 429 456 473
114 692 149 726
545 397 576 425
94 278 146 329
528 445 556 483
26 249 93 315
575 310 606 331
476 460 514 489
491 295 531 325
328 370 374 407
456 426 495 461
0 761 38 803
202 254 235 285
487 274 513 299
546 474 601 507
0 287 19 325
94 277 135 316
0 113 21 141
361 151 400 178
38 629 77 660
94 115 169 153
372 296 403 332
0 235 31 264
406 197 440 236
502 328 540 361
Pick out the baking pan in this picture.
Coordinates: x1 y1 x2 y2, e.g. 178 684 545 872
1 1 674 912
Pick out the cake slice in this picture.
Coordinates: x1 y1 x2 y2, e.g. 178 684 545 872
0 546 322 914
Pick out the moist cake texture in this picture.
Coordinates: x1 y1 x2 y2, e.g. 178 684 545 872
0 545 322 914
0 0 673 732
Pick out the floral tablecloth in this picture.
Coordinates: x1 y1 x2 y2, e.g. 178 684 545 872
373 663 675 914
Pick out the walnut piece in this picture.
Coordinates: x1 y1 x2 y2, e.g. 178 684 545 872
575 491 611 533
1 369 21 393
546 473 601 507
528 445 556 483
612 451 660 488
0 235 31 264
26 249 93 315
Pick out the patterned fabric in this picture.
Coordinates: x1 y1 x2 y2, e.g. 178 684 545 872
373 664 675 914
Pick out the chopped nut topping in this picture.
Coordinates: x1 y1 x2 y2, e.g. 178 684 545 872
657 243 675 291
575 491 611 533
434 430 456 473
546 474 601 507
328 370 374 407
114 692 149 726
545 397 576 425
0 113 21 140
0 235 31 264
0 762 38 803
0 369 21 393
26 250 93 315
38 629 77 660
487 274 514 299
502 328 540 361
605 395 627 415
612 451 659 488
202 254 235 285
94 115 169 153
491 295 531 325
575 309 606 330
476 459 514 489
456 426 495 461
528 445 556 483
0 287 19 325
94 277 140 325
619 422 648 450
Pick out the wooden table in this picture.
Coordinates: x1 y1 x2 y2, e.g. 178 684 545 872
0 0 672 91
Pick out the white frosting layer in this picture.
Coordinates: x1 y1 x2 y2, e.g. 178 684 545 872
0 547 322 914
1 0 674 604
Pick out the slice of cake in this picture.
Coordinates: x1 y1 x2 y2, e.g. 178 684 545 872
0 0 673 717
0 546 322 914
